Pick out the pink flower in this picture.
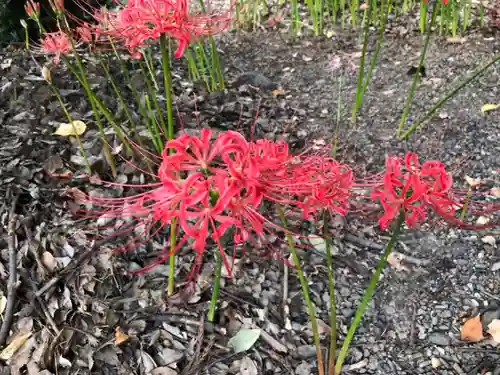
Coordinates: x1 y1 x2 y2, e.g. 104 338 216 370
51 0 65 13
40 31 73 64
25 0 40 19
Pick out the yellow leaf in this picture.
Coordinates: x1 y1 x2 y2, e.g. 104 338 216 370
488 319 500 343
0 331 31 361
0 295 6 316
54 120 87 136
481 104 500 114
460 315 484 342
114 326 129 346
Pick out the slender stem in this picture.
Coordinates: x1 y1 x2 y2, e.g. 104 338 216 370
159 34 175 141
323 213 337 375
334 212 405 374
207 251 223 322
167 217 178 296
400 54 500 140
279 207 325 375
50 84 91 173
397 1 438 136
352 15 370 123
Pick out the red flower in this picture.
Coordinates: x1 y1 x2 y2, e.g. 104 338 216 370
91 0 233 58
370 153 461 229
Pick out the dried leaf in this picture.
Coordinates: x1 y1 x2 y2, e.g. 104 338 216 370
0 331 32 360
54 120 87 136
481 236 496 247
240 356 258 375
42 251 57 272
0 295 6 315
491 187 500 198
115 326 130 346
488 319 500 343
228 329 261 353
481 103 500 114
387 252 410 272
461 315 484 342
151 367 178 375
465 175 482 187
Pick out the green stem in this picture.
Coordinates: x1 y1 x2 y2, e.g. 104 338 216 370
397 0 438 136
207 251 223 322
352 22 370 123
49 83 91 174
352 0 391 121
159 34 175 141
323 213 337 375
279 207 325 375
167 217 178 296
400 54 500 140
334 212 405 374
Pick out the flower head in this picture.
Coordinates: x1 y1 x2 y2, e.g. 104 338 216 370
91 0 233 58
39 31 73 64
25 0 40 19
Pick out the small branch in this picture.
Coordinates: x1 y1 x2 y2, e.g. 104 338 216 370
0 195 19 347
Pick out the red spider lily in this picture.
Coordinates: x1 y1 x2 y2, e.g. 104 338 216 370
25 0 40 19
51 0 65 13
76 129 356 281
89 0 234 58
369 153 500 230
39 31 73 64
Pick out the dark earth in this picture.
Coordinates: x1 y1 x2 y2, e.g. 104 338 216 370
0 5 500 375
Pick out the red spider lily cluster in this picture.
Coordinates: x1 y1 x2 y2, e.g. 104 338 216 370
74 129 500 280
90 0 233 58
77 129 353 278
26 0 232 63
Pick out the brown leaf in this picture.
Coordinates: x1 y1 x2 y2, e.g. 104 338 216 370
491 187 500 198
114 326 129 346
461 315 484 342
487 319 500 343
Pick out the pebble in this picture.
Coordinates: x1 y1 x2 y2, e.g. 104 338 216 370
428 332 451 346
296 345 317 359
431 357 441 368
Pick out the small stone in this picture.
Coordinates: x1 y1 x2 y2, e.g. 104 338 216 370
428 332 451 346
492 262 500 272
296 345 317 359
431 357 441 368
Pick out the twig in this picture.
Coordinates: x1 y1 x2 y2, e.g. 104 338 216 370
0 195 19 346
282 260 292 330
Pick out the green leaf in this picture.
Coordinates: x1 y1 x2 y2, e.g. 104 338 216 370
228 329 261 354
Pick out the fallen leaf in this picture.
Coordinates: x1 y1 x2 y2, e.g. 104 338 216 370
240 356 258 375
488 319 500 343
481 236 496 247
42 65 51 82
0 295 6 315
387 252 410 272
151 367 178 375
54 120 87 136
481 103 500 114
491 187 500 198
115 326 130 346
42 251 57 272
0 331 32 360
228 329 261 353
272 89 286 96
447 36 467 43
461 315 484 342
465 175 482 187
